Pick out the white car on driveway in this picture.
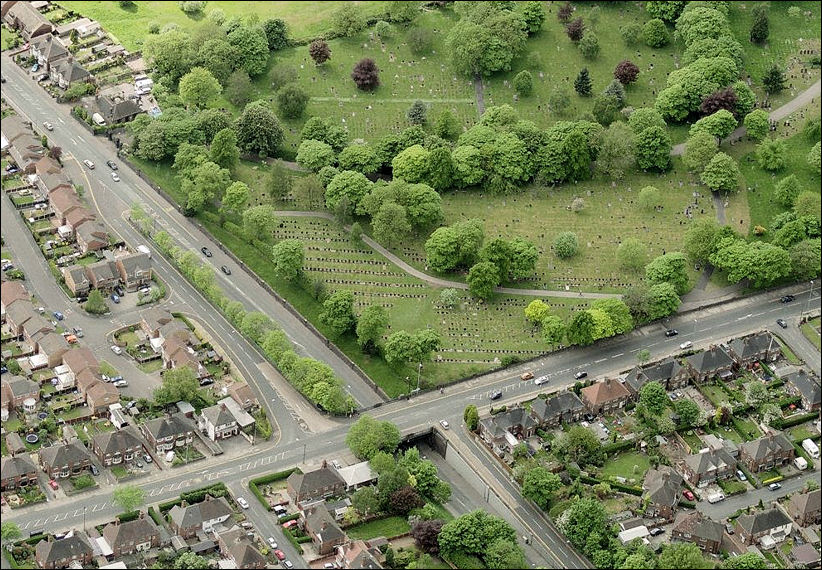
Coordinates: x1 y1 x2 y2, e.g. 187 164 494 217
110 345 122 355
237 497 249 509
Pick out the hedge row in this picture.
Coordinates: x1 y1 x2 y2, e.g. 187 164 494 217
602 440 636 455
777 395 802 408
773 412 818 429
180 482 227 504
249 468 301 511
282 527 304 554
116 510 140 523
580 475 643 496
148 506 164 526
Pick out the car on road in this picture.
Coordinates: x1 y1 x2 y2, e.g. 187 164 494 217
683 489 695 501
780 295 795 303
220 265 231 275
534 375 549 386
83 160 95 169
110 293 120 304
665 329 679 337
439 420 450 430
201 246 212 257
42 121 53 131
106 160 118 170
574 371 588 380
49 480 59 490
679 341 693 350
110 345 122 355
52 311 64 320
273 549 286 561
283 560 293 569
113 380 128 388
490 390 502 400
776 319 788 329
111 172 120 182
73 327 84 337
267 538 278 549
520 371 534 381
90 465 99 476
768 482 782 491
237 497 249 509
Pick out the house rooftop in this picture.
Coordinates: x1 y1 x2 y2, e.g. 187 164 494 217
738 508 791 535
581 377 630 405
672 511 723 543
739 432 794 461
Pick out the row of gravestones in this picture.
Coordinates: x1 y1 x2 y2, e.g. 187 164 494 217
306 256 387 267
307 265 405 278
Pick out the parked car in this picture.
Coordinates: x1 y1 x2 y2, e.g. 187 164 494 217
110 345 123 355
90 465 99 476
776 319 788 329
736 469 747 481
768 482 782 491
42 121 53 130
111 172 120 182
136 460 143 468
520 371 534 381
106 160 118 170
220 265 231 275
201 246 212 257
725 523 734 535
52 311 64 320
73 327 84 337
237 497 249 509
36 73 48 82
65 334 78 344
83 160 95 169
679 341 693 350
110 294 120 304
273 550 286 561
282 520 297 529
267 538 278 549
683 490 695 501
113 380 128 388
114 285 124 296
490 390 502 400
780 295 795 303
665 329 679 337
144 453 152 463
283 561 293 569
574 371 588 380
49 480 58 490
139 287 151 295
439 420 450 430
649 528 665 537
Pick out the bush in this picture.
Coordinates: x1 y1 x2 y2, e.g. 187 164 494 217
643 18 669 47
352 58 380 91
513 70 533 96
553 232 579 259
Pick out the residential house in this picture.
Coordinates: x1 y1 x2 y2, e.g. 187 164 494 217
75 368 101 397
102 515 162 557
216 397 254 432
55 17 101 39
784 369 821 412
684 345 736 383
36 331 70 367
51 58 91 89
158 319 193 344
36 170 72 197
1 375 39 410
32 155 62 178
580 378 631 415
787 489 821 527
1 280 29 316
97 95 143 125
168 495 233 539
670 511 724 554
336 461 378 492
3 1 53 42
0 455 38 491
140 413 195 455
700 433 739 458
623 357 691 395
335 540 383 569
4 298 35 338
62 265 91 297
738 433 795 473
35 532 94 570
737 508 793 546
62 347 100 377
86 381 120 413
38 440 93 479
65 206 96 234
85 259 120 291
52 364 75 392
642 466 683 522
115 252 151 291
1 115 43 172
5 431 27 456
198 403 239 441
478 406 539 454
227 382 258 410
49 186 84 226
530 391 585 427
791 543 820 569
140 307 174 338
75 219 109 253
162 337 208 380
287 460 346 504
728 331 779 367
303 505 346 555
21 314 54 344
681 448 737 487
29 34 68 72
216 527 266 569
90 426 145 466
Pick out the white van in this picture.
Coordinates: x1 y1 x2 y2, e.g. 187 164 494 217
802 439 820 459
707 491 725 504
794 457 808 470
136 244 152 259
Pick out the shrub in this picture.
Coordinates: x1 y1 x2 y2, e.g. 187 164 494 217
352 58 380 91
513 70 533 96
553 232 579 259
643 18 669 47
614 60 640 85
565 18 585 42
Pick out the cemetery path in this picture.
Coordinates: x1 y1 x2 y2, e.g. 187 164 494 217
275 211 621 299
671 79 821 155
474 73 486 116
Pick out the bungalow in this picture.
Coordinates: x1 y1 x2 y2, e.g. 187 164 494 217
784 369 821 412
737 508 792 546
62 265 91 297
198 403 239 441
4 298 35 337
0 455 38 491
738 433 795 473
580 378 631 415
62 347 99 377
530 391 585 427
303 505 346 555
728 331 779 367
140 413 195 455
51 58 91 89
287 460 346 504
102 515 162 557
38 440 93 479
90 426 145 466
49 187 84 226
115 252 151 291
85 259 120 292
36 331 70 368
670 511 724 554
216 527 266 569
35 532 94 570
1 375 39 410
30 34 68 72
86 381 120 413
787 489 821 527
168 495 233 539
140 307 174 338
642 466 683 522
75 219 109 253
97 95 143 125
336 461 378 492
684 345 736 383
681 448 737 487
3 1 53 42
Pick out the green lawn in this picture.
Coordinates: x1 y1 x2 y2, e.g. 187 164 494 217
599 451 651 483
700 384 730 407
1 24 20 51
111 465 129 479
138 359 164 374
679 430 704 453
99 360 119 377
347 516 411 540
734 417 763 441
801 317 821 351
774 336 803 365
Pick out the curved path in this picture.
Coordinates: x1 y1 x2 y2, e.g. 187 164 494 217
275 210 620 299
671 79 821 155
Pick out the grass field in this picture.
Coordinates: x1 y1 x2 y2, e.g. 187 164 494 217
347 515 410 540
599 451 651 483
801 317 821 351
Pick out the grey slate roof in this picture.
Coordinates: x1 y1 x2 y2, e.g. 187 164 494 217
288 463 345 497
169 496 233 530
142 413 194 440
643 466 683 507
673 511 723 543
229 540 265 568
305 505 346 543
738 508 792 535
38 440 92 469
91 426 144 455
98 96 142 123
201 404 235 427
739 433 794 461
1 455 37 478
3 376 38 398
32 34 67 61
786 370 821 408
531 391 584 422
35 532 93 565
103 517 160 550
684 448 736 476
729 331 775 361
53 58 90 83
686 345 734 374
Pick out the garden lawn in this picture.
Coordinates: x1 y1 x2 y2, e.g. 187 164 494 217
138 359 164 374
1 24 20 50
700 384 730 407
347 516 410 540
801 317 820 351
57 1 390 50
599 451 650 483
774 336 803 365
680 430 703 452
734 417 763 441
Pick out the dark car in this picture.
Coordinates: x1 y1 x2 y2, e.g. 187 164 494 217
114 286 124 297
220 265 231 275
201 246 212 257
106 160 118 170
110 294 120 304
725 523 734 535
665 329 679 337
649 528 665 537
776 318 788 329
574 371 588 380
90 465 99 476
490 390 502 400
780 295 795 303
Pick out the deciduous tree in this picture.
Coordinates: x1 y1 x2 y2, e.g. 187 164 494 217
271 239 304 281
309 39 331 65
701 152 739 192
276 83 309 119
320 290 356 337
467 261 500 299
352 58 380 91
209 128 239 170
614 60 640 85
346 415 400 460
235 101 283 156
646 252 690 295
521 467 561 509
113 485 145 513
617 238 648 272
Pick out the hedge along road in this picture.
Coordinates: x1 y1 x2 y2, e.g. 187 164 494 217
274 211 621 300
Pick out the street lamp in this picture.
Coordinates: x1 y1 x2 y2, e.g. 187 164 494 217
406 376 411 394
416 362 422 391
806 280 815 316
